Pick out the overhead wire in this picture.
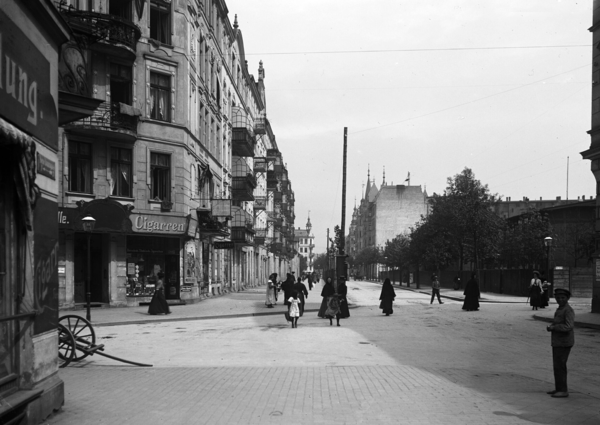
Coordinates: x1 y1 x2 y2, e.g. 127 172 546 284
245 44 591 56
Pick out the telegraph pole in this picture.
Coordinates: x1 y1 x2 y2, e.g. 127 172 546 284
336 127 348 280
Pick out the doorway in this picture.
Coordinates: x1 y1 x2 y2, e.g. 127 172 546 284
74 233 107 304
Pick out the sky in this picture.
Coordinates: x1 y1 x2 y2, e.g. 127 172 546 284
224 0 594 254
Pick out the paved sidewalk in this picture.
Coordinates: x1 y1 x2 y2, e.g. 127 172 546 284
59 283 328 327
383 280 600 330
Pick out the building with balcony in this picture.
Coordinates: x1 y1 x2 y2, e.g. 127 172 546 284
53 0 296 310
295 215 315 273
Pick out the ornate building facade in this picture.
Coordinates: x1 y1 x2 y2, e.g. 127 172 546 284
54 0 296 309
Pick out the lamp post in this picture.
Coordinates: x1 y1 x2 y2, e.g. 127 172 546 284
81 215 96 321
544 236 553 293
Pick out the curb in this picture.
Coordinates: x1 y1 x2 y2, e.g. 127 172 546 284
89 305 359 328
532 314 600 331
391 282 527 304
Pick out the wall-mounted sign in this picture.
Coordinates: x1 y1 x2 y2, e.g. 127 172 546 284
37 152 56 180
214 241 234 249
0 10 58 148
132 213 187 235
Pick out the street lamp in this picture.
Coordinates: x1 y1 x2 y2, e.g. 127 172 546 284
544 236 553 293
82 215 96 321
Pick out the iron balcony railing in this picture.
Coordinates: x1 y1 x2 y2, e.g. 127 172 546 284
67 101 138 134
56 3 141 52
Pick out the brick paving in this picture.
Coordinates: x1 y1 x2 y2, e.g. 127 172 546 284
47 280 600 425
47 364 600 425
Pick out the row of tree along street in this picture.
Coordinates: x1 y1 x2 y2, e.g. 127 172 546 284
313 168 594 295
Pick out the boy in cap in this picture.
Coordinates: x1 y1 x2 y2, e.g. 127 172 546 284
546 288 575 398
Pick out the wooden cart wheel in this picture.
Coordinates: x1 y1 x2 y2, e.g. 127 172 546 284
59 315 96 361
58 324 76 368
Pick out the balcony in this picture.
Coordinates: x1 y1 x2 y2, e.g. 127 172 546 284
254 228 267 245
56 4 141 60
254 157 267 174
232 157 257 201
232 107 255 157
230 206 255 246
267 211 277 222
66 101 140 142
273 191 283 202
254 196 267 211
196 210 230 237
254 111 266 135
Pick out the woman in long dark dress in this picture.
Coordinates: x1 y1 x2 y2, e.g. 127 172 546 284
336 278 350 322
148 272 171 315
379 278 396 316
293 276 309 316
318 277 335 318
462 273 480 311
529 271 543 311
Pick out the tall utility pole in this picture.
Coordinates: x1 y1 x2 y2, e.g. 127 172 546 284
327 228 330 272
336 127 348 280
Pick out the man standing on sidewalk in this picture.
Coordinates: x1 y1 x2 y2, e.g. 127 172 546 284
430 274 444 304
546 288 575 398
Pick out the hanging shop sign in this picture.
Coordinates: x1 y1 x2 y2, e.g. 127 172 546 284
214 241 234 249
132 213 188 235
0 10 58 148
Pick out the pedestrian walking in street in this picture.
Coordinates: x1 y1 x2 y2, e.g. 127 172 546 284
318 277 335 318
546 288 575 398
336 277 350 321
281 273 295 309
540 273 550 309
307 273 313 291
462 273 480 311
379 278 396 316
529 271 543 310
453 275 462 290
293 276 309 316
430 273 444 304
325 294 341 326
288 290 301 328
148 272 171 315
265 273 277 308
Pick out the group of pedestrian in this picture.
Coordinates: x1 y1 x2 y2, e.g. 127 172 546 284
529 270 551 310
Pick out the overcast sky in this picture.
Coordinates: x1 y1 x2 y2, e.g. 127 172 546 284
224 0 594 254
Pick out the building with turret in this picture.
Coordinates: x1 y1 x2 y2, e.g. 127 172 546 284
347 168 428 271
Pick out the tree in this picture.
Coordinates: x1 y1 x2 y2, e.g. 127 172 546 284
429 168 503 273
552 220 594 268
299 255 308 274
499 208 552 269
383 234 411 281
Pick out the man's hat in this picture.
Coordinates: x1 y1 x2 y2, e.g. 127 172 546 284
554 288 571 298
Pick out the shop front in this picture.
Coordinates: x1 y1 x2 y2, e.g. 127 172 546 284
126 213 188 306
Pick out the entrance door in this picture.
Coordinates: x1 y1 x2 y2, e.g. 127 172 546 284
74 233 106 304
164 254 180 300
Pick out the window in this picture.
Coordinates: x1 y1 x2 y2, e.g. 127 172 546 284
109 0 131 20
110 147 132 197
110 63 132 105
150 0 171 44
69 141 92 193
151 152 170 201
150 72 171 122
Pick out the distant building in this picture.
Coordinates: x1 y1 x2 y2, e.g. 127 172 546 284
494 196 589 219
295 215 315 273
347 169 428 276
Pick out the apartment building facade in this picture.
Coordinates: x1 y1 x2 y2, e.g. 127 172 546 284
55 0 296 309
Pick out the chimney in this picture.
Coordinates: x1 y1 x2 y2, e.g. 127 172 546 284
556 196 561 200
583 195 586 200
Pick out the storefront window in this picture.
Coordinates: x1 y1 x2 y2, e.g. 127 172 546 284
126 236 180 298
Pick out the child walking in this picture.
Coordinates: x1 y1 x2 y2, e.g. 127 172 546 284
288 291 301 328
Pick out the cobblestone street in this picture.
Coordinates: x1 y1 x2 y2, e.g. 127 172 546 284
45 281 600 425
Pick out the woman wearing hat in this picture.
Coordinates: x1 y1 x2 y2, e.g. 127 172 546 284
529 271 543 310
546 288 575 398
